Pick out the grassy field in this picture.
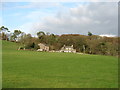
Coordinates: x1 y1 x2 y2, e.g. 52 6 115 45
2 41 118 88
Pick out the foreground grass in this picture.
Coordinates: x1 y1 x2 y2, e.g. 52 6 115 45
2 41 118 88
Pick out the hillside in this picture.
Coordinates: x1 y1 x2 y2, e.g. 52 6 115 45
2 41 118 88
2 41 19 51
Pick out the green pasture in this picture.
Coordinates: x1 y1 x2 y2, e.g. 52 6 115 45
2 41 118 88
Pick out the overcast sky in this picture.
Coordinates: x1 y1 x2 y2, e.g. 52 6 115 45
0 2 118 36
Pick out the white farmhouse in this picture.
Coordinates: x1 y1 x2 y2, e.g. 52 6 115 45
60 45 76 53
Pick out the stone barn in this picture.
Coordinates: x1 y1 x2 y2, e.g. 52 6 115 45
37 43 49 52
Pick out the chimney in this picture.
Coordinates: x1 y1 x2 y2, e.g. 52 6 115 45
71 45 73 47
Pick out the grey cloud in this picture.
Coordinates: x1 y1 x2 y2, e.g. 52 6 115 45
31 2 118 36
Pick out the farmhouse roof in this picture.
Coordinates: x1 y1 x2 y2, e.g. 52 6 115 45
38 43 48 46
64 46 72 48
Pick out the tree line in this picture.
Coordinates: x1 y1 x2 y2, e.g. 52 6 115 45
0 26 119 56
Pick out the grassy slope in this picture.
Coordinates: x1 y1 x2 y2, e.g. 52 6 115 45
2 41 118 88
